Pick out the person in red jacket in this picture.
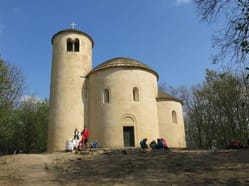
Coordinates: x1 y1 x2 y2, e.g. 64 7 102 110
81 127 89 149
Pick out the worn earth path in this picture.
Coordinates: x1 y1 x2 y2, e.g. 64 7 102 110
0 149 249 185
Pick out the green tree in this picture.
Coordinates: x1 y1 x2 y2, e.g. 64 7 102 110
35 99 49 152
0 58 25 153
15 97 49 153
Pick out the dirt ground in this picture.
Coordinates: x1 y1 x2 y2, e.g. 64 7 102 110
0 148 248 186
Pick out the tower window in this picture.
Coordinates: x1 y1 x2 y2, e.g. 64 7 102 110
133 87 139 102
172 110 177 124
103 89 110 104
75 39 80 51
66 38 80 52
67 39 73 51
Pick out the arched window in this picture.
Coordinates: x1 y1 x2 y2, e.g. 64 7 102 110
172 110 177 123
133 87 139 102
67 39 73 51
103 89 110 104
74 39 80 52
66 38 80 52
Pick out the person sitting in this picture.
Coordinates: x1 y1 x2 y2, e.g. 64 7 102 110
161 138 170 150
90 140 98 149
155 138 164 149
149 140 157 150
140 138 149 150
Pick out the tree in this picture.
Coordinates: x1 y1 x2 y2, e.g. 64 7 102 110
194 0 249 67
0 57 49 154
15 97 49 153
0 58 25 153
34 98 49 152
162 69 249 149
186 70 249 149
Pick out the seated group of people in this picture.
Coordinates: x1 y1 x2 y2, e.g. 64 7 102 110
72 127 98 150
140 138 169 151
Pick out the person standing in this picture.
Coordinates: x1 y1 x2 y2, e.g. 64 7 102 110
73 128 80 140
72 128 80 149
81 127 89 149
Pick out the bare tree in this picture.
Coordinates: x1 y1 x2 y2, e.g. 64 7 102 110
194 0 249 67
0 58 25 114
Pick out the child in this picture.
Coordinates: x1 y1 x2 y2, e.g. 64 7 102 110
91 140 98 149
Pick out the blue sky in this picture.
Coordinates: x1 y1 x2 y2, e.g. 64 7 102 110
0 0 218 99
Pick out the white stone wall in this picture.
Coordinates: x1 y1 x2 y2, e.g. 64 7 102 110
47 31 93 152
157 100 186 148
88 68 159 148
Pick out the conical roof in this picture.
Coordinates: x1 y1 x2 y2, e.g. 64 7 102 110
88 57 159 79
157 89 183 104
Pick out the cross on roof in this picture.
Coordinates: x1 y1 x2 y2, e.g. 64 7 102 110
70 21 77 29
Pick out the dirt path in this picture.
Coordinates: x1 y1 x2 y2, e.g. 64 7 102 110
0 149 248 185
0 152 76 186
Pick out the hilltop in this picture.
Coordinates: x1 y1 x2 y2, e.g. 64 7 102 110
0 149 248 185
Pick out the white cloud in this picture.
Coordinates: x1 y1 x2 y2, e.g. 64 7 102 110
176 0 192 5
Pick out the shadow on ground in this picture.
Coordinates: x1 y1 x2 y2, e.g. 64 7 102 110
51 149 249 185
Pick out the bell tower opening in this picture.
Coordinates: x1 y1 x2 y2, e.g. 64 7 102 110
66 38 80 52
75 38 80 51
67 39 73 51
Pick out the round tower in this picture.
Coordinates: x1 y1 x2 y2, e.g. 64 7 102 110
47 29 94 152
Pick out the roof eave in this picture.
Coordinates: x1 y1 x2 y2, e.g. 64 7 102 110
51 29 94 47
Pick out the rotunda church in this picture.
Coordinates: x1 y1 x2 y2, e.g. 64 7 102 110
47 28 186 152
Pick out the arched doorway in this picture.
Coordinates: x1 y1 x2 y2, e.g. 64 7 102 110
123 126 134 147
122 114 136 147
